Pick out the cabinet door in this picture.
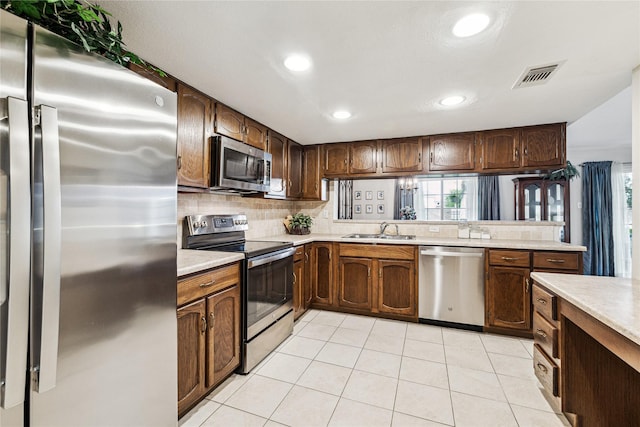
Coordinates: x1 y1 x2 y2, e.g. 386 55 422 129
266 131 287 198
287 140 304 199
323 144 349 176
302 145 321 199
378 259 416 316
349 141 378 174
480 129 521 170
311 243 333 306
338 257 373 311
304 245 313 308
206 285 241 388
521 124 565 168
428 133 476 172
293 259 305 320
177 84 212 188
215 103 245 142
177 299 206 415
244 117 268 150
486 266 531 331
381 137 422 173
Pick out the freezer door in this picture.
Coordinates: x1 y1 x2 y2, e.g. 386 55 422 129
0 10 30 427
29 23 178 426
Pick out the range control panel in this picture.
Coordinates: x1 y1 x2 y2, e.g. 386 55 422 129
185 214 249 236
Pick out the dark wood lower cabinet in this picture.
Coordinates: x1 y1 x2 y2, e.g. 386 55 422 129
378 259 416 316
206 285 240 387
177 263 241 417
486 266 531 332
177 299 206 414
338 257 373 311
311 243 334 307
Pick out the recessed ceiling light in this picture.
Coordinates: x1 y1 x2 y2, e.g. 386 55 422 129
452 13 490 37
440 96 466 106
332 110 352 119
284 54 311 72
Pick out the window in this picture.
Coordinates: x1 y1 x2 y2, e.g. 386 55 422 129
415 176 478 221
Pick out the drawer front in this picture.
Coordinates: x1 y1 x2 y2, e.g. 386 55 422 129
533 344 559 396
178 262 241 306
294 246 305 262
533 310 558 359
488 249 530 267
339 243 415 260
532 284 557 321
533 251 580 271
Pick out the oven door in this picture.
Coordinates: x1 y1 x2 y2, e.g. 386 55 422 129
245 247 295 340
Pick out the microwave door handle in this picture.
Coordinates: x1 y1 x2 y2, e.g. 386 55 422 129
34 105 62 393
1 97 31 409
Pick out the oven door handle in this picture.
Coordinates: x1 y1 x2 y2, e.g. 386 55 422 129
248 247 296 269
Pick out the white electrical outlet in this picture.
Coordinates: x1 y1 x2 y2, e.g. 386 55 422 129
322 210 328 218
429 225 439 232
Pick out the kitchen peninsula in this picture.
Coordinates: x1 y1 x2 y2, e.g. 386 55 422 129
531 272 640 426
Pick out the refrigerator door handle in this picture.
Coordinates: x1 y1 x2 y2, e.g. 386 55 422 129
34 105 62 393
1 97 31 409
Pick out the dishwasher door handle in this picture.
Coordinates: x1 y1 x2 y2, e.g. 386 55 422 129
420 250 484 258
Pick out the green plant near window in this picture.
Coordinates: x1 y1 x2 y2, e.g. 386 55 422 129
2 0 165 76
445 188 465 208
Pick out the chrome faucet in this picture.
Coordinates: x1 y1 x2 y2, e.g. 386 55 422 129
379 222 399 235
380 222 389 235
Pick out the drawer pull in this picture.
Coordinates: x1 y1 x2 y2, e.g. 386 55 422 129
199 280 216 288
536 329 548 338
501 256 521 261
536 363 548 374
546 259 566 264
536 298 547 305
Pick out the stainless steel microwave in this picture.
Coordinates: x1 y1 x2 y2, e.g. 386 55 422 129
210 135 272 194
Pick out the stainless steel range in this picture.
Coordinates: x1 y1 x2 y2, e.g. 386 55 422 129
182 214 295 373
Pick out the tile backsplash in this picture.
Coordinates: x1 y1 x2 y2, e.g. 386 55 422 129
178 182 564 244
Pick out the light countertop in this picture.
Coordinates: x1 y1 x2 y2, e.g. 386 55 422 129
177 250 244 277
257 233 586 252
178 234 585 278
531 272 640 347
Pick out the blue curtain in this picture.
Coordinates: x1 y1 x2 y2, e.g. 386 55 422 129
582 161 614 276
478 175 501 220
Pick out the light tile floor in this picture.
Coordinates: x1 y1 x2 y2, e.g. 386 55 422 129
180 310 570 427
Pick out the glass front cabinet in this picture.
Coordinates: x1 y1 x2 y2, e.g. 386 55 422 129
513 177 570 242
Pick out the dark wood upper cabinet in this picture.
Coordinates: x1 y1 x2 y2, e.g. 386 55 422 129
244 117 268 151
428 133 476 172
287 140 304 199
303 145 322 199
214 103 244 141
521 123 565 168
349 140 379 174
214 103 267 150
177 84 212 189
128 62 177 92
323 144 349 176
381 137 422 173
266 131 287 199
480 129 521 170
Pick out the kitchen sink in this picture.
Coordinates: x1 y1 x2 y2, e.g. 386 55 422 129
342 233 416 240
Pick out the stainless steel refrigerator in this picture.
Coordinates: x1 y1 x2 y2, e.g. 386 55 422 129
1 10 178 426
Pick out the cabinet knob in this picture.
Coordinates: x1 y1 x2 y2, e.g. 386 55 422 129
201 316 207 334
536 329 547 338
536 363 548 374
209 312 215 330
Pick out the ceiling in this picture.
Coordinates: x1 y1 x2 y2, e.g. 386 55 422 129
102 1 640 146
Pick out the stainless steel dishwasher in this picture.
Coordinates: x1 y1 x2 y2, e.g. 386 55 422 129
419 246 485 330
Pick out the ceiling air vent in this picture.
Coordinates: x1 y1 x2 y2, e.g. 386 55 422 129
513 62 563 89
